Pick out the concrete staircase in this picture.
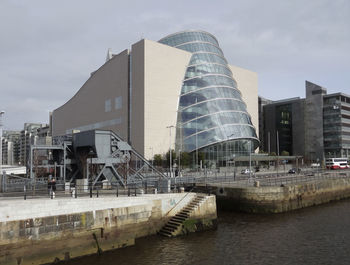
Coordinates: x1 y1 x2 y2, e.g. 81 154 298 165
158 194 207 237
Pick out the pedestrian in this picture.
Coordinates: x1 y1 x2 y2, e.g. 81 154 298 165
47 178 52 196
52 178 56 198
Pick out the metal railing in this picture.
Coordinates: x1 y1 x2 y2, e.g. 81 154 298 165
0 178 181 200
1 170 350 199
172 170 350 188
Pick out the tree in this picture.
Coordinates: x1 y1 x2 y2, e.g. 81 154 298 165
180 152 191 167
153 154 163 167
281 150 290 156
165 149 176 168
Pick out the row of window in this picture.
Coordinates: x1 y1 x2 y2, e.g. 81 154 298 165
179 86 242 109
185 63 233 79
189 52 227 66
176 42 224 57
183 124 257 152
180 99 247 123
181 111 253 138
159 31 218 48
182 75 237 94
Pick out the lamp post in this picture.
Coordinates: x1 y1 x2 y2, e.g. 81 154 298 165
249 140 252 180
88 149 95 183
166 125 174 177
227 133 234 168
0 111 5 176
276 130 279 176
149 147 154 174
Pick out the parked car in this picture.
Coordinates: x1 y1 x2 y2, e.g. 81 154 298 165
288 168 301 174
288 168 296 174
241 168 254 175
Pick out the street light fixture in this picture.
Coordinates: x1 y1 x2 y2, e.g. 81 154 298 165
149 147 154 174
0 111 5 176
166 125 175 177
227 133 234 168
88 149 95 183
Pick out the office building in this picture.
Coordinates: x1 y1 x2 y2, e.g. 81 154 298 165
260 81 350 161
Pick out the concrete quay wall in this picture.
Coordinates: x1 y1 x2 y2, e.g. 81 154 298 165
0 193 217 265
200 178 350 213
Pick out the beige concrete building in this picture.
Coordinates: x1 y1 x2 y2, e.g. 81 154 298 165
52 30 259 167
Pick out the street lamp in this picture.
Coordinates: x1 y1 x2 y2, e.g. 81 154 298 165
0 111 5 176
249 140 252 180
149 147 154 174
88 149 95 183
166 125 175 177
227 134 234 168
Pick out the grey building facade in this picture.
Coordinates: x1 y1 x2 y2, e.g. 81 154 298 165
1 130 21 165
19 123 49 166
259 81 350 162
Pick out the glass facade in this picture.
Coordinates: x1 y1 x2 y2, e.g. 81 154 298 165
276 104 293 155
159 30 259 166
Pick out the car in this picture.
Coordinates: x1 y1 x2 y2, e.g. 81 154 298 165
288 168 296 174
241 169 254 175
288 168 301 174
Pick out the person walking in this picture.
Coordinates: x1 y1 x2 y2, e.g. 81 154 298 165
51 178 56 198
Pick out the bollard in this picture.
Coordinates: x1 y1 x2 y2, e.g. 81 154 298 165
134 187 137 196
97 188 99 198
24 185 26 200
116 186 119 197
75 187 77 198
90 187 92 198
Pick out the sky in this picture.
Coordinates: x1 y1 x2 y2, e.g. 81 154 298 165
0 0 349 130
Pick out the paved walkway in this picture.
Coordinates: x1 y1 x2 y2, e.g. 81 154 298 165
0 193 194 222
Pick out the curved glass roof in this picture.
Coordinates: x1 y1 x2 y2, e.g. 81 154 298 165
159 30 258 153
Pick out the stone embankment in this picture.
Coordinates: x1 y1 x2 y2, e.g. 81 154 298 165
196 176 350 213
0 193 217 265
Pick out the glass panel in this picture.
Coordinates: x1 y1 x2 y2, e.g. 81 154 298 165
176 42 224 56
179 87 242 108
180 98 247 123
185 64 232 79
182 75 237 94
189 53 227 65
159 31 218 47
183 125 258 151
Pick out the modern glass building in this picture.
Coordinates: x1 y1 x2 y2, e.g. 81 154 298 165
53 30 259 168
159 31 259 166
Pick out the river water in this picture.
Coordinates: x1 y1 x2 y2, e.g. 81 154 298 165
62 199 350 265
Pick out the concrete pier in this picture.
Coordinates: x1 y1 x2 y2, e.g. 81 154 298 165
0 193 217 265
196 177 350 213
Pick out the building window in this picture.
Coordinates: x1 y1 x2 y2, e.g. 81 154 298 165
115 96 122 110
105 99 111 112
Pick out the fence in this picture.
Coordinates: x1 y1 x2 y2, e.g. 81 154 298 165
1 170 350 199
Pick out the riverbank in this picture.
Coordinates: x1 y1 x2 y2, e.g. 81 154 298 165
58 199 350 265
196 176 350 213
0 193 217 265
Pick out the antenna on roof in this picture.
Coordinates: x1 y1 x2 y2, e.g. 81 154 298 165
106 48 113 62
